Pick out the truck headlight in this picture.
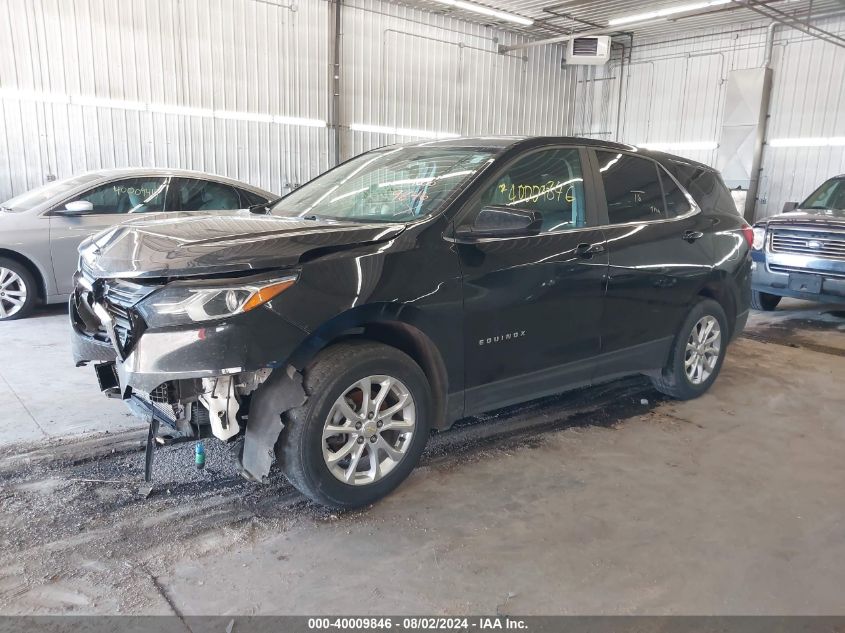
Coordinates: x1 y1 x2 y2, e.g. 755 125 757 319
752 226 766 250
136 274 297 327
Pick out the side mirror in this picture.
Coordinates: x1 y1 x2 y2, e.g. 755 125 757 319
456 206 543 240
248 203 270 215
782 201 799 213
57 200 94 215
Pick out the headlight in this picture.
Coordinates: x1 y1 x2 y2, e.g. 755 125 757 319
136 274 297 327
752 226 766 250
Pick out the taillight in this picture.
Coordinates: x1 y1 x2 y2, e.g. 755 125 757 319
741 222 754 248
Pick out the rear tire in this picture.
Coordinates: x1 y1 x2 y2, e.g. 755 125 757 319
651 298 729 400
751 289 781 311
276 341 432 509
0 257 38 321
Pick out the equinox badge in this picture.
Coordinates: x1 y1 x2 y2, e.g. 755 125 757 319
479 331 526 346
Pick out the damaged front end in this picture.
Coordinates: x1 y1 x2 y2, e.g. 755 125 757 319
70 266 307 482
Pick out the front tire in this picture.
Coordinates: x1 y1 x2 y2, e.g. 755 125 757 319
276 341 432 509
651 298 729 400
0 258 38 321
751 289 781 311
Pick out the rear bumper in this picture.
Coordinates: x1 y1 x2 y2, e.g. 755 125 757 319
751 260 845 305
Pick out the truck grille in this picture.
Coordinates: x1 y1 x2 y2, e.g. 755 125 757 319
769 263 845 279
770 228 845 261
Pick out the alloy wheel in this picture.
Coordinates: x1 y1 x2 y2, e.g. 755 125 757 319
0 267 28 319
684 315 721 385
322 375 416 486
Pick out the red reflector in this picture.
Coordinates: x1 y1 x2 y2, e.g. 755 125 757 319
741 222 754 248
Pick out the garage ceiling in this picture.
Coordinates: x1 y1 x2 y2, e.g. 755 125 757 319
398 0 845 41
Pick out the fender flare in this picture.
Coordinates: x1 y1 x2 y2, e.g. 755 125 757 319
286 303 453 428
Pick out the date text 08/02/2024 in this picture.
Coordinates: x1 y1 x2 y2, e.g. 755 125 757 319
307 617 529 630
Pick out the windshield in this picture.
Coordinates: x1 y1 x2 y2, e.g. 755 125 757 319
270 146 496 223
800 178 845 216
1 173 101 212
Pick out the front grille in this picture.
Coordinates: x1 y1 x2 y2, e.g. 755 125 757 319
75 277 159 355
770 228 845 261
104 300 133 348
768 263 845 279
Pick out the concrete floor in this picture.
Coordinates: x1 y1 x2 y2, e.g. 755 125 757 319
1 299 844 614
0 304 140 445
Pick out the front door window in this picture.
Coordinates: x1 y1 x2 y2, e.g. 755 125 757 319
64 177 168 214
474 148 587 233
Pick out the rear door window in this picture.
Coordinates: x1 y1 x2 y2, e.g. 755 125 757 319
596 152 665 224
169 178 245 211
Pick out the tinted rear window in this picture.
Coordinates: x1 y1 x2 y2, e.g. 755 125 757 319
659 168 691 218
667 162 737 215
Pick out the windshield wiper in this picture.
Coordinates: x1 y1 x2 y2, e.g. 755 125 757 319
248 196 284 215
299 214 350 222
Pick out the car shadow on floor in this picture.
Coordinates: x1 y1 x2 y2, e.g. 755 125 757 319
32 303 69 319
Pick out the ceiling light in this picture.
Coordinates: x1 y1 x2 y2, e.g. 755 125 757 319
149 104 214 118
272 115 327 128
431 0 533 26
0 87 327 128
769 137 845 147
609 0 730 26
638 141 718 151
214 110 273 123
350 123 460 139
0 88 70 104
72 95 146 111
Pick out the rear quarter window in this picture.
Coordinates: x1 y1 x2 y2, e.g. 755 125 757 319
667 162 737 215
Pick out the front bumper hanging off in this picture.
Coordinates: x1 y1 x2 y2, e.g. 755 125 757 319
70 279 310 482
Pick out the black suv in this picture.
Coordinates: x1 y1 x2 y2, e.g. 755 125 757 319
71 137 752 508
751 175 845 310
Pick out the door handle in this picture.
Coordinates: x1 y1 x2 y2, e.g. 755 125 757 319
576 242 606 258
683 230 704 243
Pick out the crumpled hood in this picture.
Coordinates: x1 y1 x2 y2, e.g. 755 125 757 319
79 210 406 279
764 210 845 230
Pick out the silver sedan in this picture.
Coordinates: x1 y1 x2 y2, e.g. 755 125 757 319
0 168 276 320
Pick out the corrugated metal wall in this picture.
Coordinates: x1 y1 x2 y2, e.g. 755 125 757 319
342 0 577 155
764 21 845 218
0 0 575 201
0 0 331 199
575 15 845 219
2 0 843 221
